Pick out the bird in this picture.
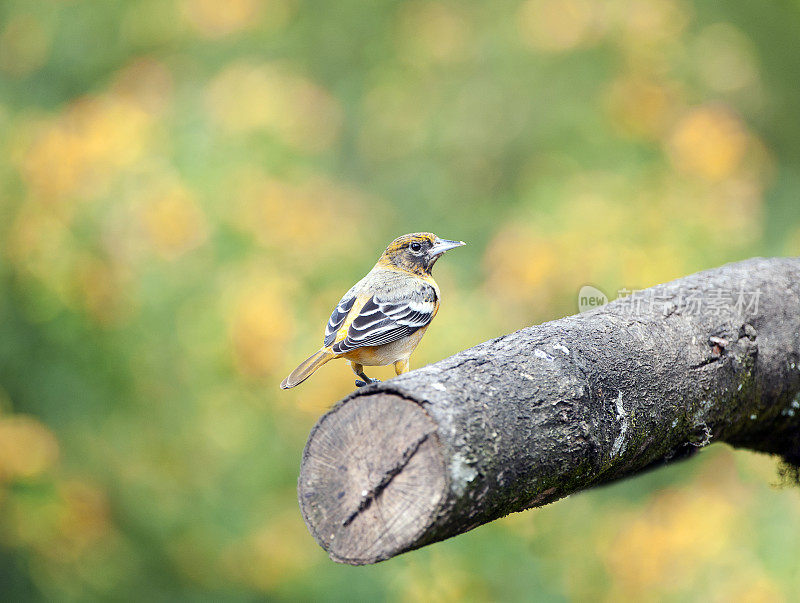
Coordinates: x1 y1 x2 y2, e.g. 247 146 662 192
280 232 465 389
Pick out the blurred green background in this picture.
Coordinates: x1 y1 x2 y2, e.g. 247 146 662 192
0 0 799 600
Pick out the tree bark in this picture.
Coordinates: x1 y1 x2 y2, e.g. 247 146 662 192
298 257 800 565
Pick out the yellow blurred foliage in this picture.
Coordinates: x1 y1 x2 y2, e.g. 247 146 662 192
206 61 342 152
606 75 683 139
497 508 539 539
518 0 596 52
0 415 59 482
221 510 316 591
617 0 690 47
603 488 735 596
181 0 276 38
141 181 209 260
6 199 74 286
53 480 112 561
484 178 634 314
0 474 115 576
392 551 489 603
284 357 358 416
694 23 759 93
230 281 294 378
111 57 175 116
715 573 787 603
5 199 139 323
668 105 750 181
17 95 152 203
229 170 362 261
483 156 770 325
484 224 561 306
73 254 134 325
395 1 470 65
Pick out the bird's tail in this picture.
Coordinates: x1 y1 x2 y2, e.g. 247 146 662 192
280 348 336 389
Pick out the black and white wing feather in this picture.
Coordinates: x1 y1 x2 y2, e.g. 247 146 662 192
323 294 357 347
331 287 436 355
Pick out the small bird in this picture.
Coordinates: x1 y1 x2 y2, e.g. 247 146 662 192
280 233 465 389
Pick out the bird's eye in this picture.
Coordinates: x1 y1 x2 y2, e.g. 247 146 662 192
410 242 422 252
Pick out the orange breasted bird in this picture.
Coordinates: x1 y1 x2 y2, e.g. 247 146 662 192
280 233 465 389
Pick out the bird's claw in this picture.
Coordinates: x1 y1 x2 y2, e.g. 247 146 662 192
355 377 381 388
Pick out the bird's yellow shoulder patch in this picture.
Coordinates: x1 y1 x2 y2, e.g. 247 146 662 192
334 291 372 345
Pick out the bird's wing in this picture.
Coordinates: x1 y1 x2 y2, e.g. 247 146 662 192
323 292 357 347
330 285 437 355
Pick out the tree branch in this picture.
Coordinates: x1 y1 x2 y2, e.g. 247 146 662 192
298 257 800 565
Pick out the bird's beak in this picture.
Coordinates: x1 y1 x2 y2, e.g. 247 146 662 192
430 238 466 258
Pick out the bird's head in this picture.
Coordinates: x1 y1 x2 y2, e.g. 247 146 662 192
378 232 465 275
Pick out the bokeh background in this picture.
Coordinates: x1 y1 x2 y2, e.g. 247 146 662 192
0 0 799 600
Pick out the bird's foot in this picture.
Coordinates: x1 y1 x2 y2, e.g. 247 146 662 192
355 377 381 388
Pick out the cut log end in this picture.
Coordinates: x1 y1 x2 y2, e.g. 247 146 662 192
298 393 447 564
